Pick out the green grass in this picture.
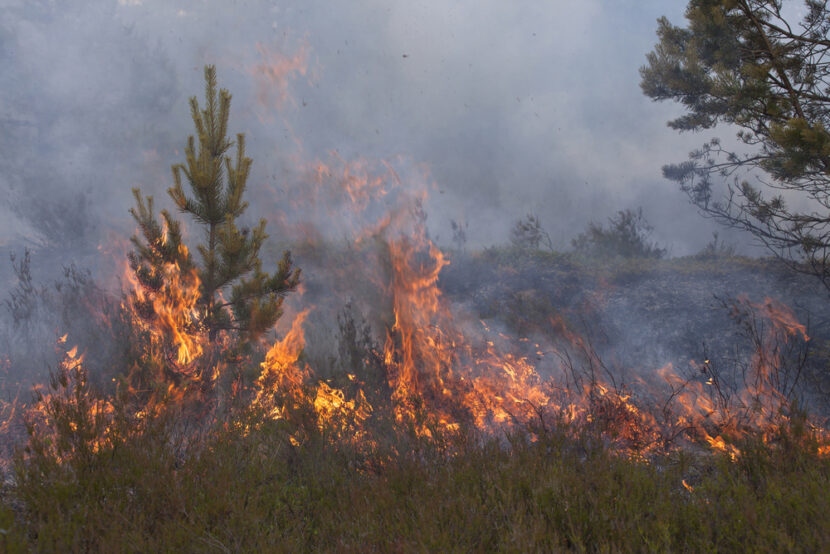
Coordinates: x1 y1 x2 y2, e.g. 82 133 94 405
2 414 829 553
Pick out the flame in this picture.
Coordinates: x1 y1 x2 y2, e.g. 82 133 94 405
252 41 310 115
253 309 373 443
21 337 117 463
381 233 557 437
249 149 829 457
648 295 827 457
17 202 827 464
125 244 205 369
9 242 828 466
375 229 828 456
254 308 311 417
7 135 828 470
314 382 372 432
4 46 827 477
756 296 809 341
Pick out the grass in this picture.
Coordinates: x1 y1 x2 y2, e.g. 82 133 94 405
2 411 829 553
2 244 829 551
471 244 781 283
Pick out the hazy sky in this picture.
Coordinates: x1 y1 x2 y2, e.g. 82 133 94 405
1 0 758 257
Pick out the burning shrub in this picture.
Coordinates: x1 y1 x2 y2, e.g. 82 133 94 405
127 65 300 401
21 340 118 469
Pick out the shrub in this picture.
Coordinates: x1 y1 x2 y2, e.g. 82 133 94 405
510 213 553 251
572 207 666 259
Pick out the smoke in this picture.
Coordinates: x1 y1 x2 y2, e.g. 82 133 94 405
1 0 828 456
0 0 755 268
0 0 793 370
0 0 783 395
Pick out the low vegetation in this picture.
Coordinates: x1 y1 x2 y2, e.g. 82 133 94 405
2 49 829 551
1 400 828 552
571 208 666 260
3 230 828 551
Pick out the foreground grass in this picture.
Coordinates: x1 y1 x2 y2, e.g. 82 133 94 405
2 418 828 553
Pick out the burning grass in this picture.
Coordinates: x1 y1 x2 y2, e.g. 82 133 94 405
1 239 829 550
2 206 830 550
2 90 829 549
5 20 830 545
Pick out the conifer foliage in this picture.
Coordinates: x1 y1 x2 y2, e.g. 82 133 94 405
129 65 300 352
641 0 830 287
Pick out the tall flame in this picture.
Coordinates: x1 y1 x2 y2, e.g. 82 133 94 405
125 244 205 368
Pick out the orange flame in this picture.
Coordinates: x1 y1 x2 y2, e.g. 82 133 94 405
125 244 205 368
254 309 311 418
9 143 827 470
252 41 309 115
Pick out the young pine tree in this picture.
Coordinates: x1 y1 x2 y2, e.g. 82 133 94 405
129 65 300 356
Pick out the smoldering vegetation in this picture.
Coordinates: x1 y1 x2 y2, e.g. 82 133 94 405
1 1 830 550
0 0 828 479
2 139 829 460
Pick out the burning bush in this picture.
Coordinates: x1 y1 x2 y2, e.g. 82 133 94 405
127 65 299 406
2 57 830 553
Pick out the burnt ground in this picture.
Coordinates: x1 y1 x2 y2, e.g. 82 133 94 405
4 242 830 430
440 249 830 416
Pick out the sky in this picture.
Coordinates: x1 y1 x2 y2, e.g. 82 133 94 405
0 0 760 261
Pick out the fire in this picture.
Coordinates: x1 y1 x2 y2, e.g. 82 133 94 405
238 150 830 457
704 433 740 461
379 233 551 435
377 230 661 449
125 242 205 369
5 70 828 467
23 339 117 463
646 295 827 457
314 382 372 433
312 155 390 213
254 309 311 418
253 309 372 441
252 41 310 114
6 221 827 470
371 220 828 456
754 296 809 341
7 173 826 467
